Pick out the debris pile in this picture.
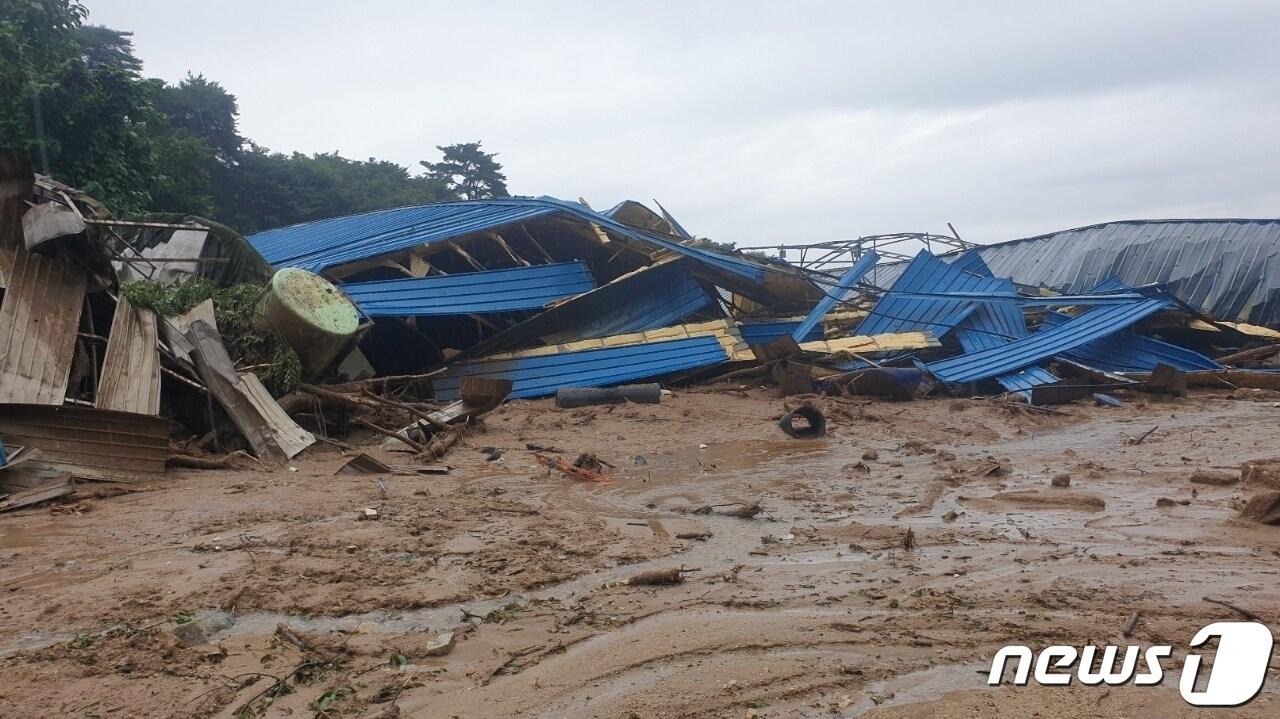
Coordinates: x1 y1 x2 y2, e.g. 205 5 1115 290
3 148 1279 511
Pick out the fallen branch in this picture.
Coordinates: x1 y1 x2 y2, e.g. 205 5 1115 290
354 418 424 453
627 566 698 586
691 500 764 518
1215 344 1280 366
1203 596 1265 623
534 453 608 482
167 451 253 469
1128 426 1159 446
1122 612 1140 637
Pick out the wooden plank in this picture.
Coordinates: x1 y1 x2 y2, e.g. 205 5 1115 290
0 242 86 404
0 479 75 513
186 318 278 460
96 296 161 415
799 331 940 355
238 373 315 459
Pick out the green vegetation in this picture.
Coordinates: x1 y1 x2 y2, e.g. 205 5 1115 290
1 1 508 231
121 278 301 394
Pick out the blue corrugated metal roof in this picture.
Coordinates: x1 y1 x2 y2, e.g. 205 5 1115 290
947 250 994 276
856 251 1017 338
792 251 878 341
881 291 1148 306
992 365 1060 392
433 335 729 400
246 197 772 284
924 295 1172 383
1041 311 1222 373
340 261 594 317
540 260 712 343
740 319 823 346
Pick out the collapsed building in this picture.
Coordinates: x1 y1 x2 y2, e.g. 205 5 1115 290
1 147 1279 513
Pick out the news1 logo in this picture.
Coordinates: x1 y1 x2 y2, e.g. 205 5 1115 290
988 622 1274 707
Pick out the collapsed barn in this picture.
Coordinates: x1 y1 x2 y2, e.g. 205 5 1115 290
1 150 1279 521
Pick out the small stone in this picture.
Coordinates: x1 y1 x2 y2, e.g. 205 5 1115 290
424 630 456 657
1156 497 1177 507
1190 469 1237 486
941 510 958 523
1050 473 1071 488
359 507 380 520
170 622 208 648
862 449 879 461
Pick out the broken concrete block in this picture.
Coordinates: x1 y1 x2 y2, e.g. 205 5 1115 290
423 631 456 657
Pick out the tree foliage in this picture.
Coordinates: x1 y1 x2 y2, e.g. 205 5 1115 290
421 141 509 200
73 24 142 74
0 2 509 233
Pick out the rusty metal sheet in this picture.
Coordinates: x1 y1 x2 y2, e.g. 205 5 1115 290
0 403 168 481
96 296 161 415
0 242 86 404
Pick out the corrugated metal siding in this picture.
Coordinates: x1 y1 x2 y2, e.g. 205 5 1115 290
924 296 1171 383
0 403 169 480
95 296 161 415
459 260 716 357
0 242 86 404
433 335 729 400
341 261 595 317
1041 311 1222 372
961 220 1280 325
856 251 1016 338
740 320 823 346
541 261 712 343
791 251 878 341
247 197 771 283
993 365 1060 392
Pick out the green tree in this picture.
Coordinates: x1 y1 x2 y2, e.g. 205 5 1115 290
0 0 88 160
421 141 509 200
73 24 142 75
157 73 241 160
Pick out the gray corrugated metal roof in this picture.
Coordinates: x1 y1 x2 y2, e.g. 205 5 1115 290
957 219 1280 325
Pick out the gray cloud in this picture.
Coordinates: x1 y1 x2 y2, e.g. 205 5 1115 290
85 0 1280 246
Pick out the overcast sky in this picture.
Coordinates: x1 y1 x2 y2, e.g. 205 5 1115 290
86 1 1279 247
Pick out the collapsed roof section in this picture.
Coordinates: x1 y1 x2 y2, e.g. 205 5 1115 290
872 219 1280 326
246 196 814 310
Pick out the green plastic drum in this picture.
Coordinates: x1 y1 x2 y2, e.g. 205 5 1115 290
255 268 360 379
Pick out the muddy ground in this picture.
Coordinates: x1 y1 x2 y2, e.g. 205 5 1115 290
2 387 1279 718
